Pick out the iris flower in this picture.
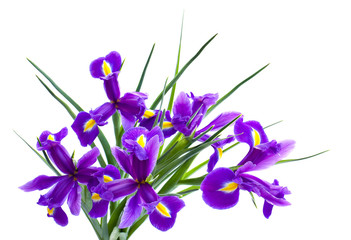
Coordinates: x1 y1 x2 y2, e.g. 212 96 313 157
19 128 100 225
96 127 185 231
139 110 176 138
201 139 295 217
72 51 148 147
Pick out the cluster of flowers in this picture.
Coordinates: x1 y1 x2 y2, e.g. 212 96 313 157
20 51 295 232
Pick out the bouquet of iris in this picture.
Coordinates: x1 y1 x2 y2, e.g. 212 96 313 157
17 24 326 240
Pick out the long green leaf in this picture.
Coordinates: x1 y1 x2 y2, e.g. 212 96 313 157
127 214 148 239
108 198 127 234
150 33 217 110
276 150 329 165
206 63 270 117
136 43 155 92
167 13 184 112
36 76 76 119
27 58 84 112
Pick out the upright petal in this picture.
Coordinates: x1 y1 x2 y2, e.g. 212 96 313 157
111 146 134 178
89 51 121 78
47 144 75 175
77 147 100 170
103 72 121 102
37 127 68 151
103 179 138 202
172 91 192 117
234 117 268 148
71 111 99 147
190 92 218 115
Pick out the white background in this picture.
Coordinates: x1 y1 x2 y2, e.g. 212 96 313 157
1 0 350 239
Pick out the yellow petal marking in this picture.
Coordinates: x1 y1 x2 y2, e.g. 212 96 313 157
47 135 54 141
84 119 96 132
91 193 102 202
137 134 146 148
156 202 171 218
143 110 155 118
253 129 261 147
218 148 223 158
219 182 238 193
162 121 173 129
102 60 112 76
103 175 113 183
47 207 54 216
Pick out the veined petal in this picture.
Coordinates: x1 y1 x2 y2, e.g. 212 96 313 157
89 196 109 218
111 146 134 178
67 182 81 216
90 102 116 125
138 183 159 204
144 135 160 177
234 117 268 148
190 92 218 116
77 147 100 170
103 179 138 201
119 192 143 228
201 168 240 209
207 147 221 172
148 196 185 232
172 91 192 117
19 175 63 192
46 144 75 175
89 51 121 78
102 72 121 102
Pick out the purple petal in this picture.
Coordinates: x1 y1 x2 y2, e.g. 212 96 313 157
138 183 159 204
201 168 240 209
49 207 68 227
119 192 143 228
121 127 148 159
89 198 109 218
105 51 122 73
90 102 116 125
71 111 99 147
207 147 220 172
111 146 134 178
89 51 121 78
90 57 105 78
76 167 99 184
234 117 268 148
148 196 185 231
103 72 121 102
39 176 75 209
77 147 100 170
19 175 62 192
263 200 274 219
46 144 75 175
190 92 218 115
37 127 68 151
103 179 138 201
67 182 81 216
144 135 160 177
172 91 192 117
146 126 164 145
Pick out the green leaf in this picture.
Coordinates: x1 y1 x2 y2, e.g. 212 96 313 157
150 33 217 110
167 12 184 112
27 58 84 112
14 131 61 176
178 175 206 186
136 43 155 92
206 63 270 117
249 192 258 208
112 111 122 147
108 198 127 234
127 214 148 239
177 186 200 197
276 150 329 165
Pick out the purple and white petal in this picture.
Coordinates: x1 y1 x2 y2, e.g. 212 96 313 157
71 111 99 147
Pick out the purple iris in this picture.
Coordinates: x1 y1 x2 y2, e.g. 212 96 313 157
139 110 177 138
72 51 148 147
96 128 185 231
171 91 218 136
200 139 295 217
87 165 121 218
19 128 100 225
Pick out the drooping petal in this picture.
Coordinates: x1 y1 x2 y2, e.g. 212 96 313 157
147 126 164 145
148 196 185 232
38 176 75 209
89 51 121 78
77 147 100 170
234 117 268 148
19 175 63 192
138 183 159 204
89 194 110 218
190 92 218 116
104 51 122 74
119 192 143 229
144 135 160 178
111 146 134 178
67 182 81 216
201 167 240 209
37 127 68 151
122 127 149 160
71 111 100 147
238 140 295 171
47 207 68 227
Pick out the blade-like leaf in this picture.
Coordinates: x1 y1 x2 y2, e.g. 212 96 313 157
136 43 155 92
150 33 217 110
167 12 184 112
108 198 127 234
27 58 84 112
36 76 76 119
206 64 270 117
276 150 329 165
